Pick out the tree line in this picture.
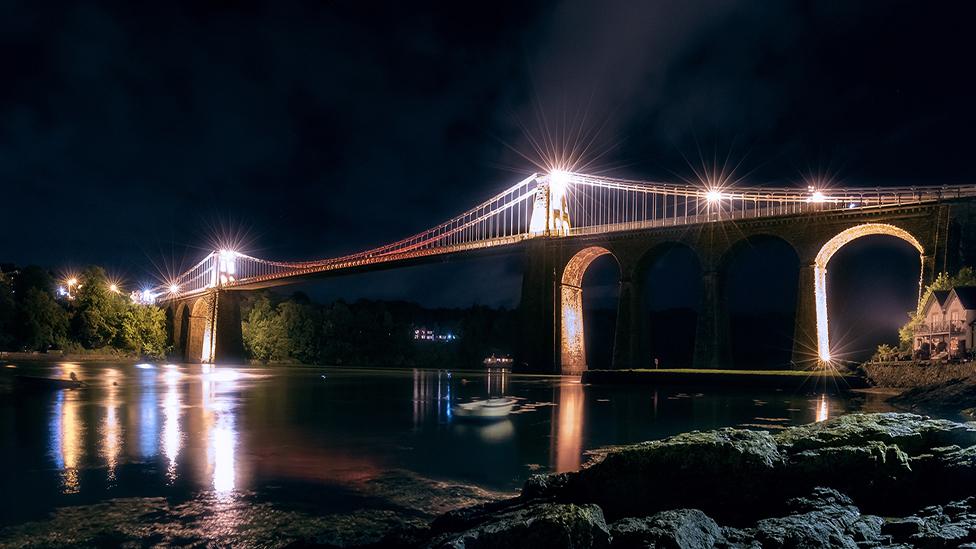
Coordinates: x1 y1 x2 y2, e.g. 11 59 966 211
0 265 168 358
0 262 519 367
240 292 519 367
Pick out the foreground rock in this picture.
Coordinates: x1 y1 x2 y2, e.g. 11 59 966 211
397 413 976 549
521 412 976 523
609 509 723 548
429 503 610 549
889 376 976 418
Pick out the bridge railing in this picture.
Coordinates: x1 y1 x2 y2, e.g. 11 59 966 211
564 173 976 234
155 172 976 297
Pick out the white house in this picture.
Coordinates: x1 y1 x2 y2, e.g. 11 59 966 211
914 286 976 359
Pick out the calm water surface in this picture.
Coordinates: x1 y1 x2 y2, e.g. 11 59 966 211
0 361 895 543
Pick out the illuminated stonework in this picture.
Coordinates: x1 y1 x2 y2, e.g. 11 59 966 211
560 246 613 374
814 223 924 362
529 173 572 236
187 296 217 363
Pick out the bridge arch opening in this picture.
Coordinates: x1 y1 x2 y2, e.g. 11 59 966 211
176 303 190 361
636 243 702 368
560 246 619 374
814 223 924 362
722 235 800 368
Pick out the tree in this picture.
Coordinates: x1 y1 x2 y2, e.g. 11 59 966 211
119 304 169 359
71 266 126 349
277 300 321 363
0 272 15 349
242 295 288 361
18 288 69 351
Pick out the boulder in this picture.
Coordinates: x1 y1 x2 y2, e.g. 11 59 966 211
428 503 610 549
519 413 976 521
775 413 976 456
882 499 976 548
542 428 782 521
750 488 867 549
783 441 911 505
609 509 723 549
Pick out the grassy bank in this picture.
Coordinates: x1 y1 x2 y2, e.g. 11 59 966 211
581 368 868 391
0 350 139 363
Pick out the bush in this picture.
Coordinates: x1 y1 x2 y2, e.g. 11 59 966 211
872 344 899 362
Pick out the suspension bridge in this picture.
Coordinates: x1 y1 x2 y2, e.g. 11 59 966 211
155 171 976 372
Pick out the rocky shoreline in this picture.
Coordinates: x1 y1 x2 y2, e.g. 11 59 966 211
295 413 976 548
887 377 976 420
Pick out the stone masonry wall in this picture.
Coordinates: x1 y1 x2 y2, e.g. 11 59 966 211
863 361 976 387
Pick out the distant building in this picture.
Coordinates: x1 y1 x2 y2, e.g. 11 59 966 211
914 286 976 359
412 327 456 342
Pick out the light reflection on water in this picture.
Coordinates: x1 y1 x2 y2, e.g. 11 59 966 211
101 373 121 483
1 362 899 529
50 390 83 494
161 369 181 483
554 380 584 472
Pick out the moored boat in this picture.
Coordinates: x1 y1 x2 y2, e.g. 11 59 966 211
452 398 516 420
14 375 85 391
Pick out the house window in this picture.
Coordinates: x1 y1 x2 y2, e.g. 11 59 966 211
952 311 960 322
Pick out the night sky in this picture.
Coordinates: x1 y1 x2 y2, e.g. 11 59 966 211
3 2 975 356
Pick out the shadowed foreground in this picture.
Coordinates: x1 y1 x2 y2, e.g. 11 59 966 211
349 412 976 548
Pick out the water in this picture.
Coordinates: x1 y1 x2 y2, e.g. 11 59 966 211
0 361 895 545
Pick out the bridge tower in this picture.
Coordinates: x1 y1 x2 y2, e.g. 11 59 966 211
167 251 246 364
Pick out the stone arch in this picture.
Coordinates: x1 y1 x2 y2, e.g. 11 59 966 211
186 297 214 363
813 223 925 361
719 234 801 368
632 242 703 368
720 233 801 271
175 302 191 362
560 246 619 374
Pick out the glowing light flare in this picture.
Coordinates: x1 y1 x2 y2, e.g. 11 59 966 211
169 284 180 294
814 263 831 362
218 249 238 275
548 170 571 196
705 190 724 203
529 173 573 236
807 190 828 203
109 284 119 293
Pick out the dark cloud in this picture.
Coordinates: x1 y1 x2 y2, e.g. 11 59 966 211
2 1 974 307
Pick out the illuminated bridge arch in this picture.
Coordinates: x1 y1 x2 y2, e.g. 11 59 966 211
813 223 925 361
560 246 618 374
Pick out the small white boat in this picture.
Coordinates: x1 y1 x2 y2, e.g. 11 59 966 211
452 398 516 420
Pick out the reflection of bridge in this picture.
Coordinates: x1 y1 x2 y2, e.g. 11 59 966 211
159 171 976 372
